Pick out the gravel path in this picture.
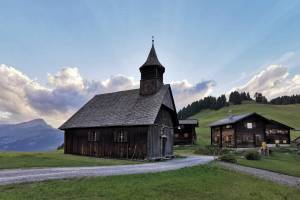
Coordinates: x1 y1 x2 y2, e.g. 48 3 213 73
218 162 300 188
0 156 214 186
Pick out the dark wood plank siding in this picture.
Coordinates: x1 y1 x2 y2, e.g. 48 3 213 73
265 123 290 144
211 126 221 146
147 125 161 158
65 126 148 159
174 124 197 145
147 106 174 159
210 114 292 148
211 125 235 147
235 116 266 148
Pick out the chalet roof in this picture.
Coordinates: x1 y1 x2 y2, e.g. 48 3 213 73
59 84 177 129
179 119 198 126
268 119 294 130
209 112 294 129
140 44 165 71
209 113 255 127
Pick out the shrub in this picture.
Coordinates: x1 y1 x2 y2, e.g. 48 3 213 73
219 154 237 163
245 151 261 160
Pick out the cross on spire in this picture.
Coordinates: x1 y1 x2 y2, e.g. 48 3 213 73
152 36 154 45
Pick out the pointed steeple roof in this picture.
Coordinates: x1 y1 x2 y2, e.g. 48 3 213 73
140 39 165 70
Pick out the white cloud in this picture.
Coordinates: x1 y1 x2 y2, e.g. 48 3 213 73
171 79 215 109
47 68 85 91
0 111 12 120
0 64 39 122
232 65 300 99
0 64 213 127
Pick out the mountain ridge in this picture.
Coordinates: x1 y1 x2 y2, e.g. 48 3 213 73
0 118 63 152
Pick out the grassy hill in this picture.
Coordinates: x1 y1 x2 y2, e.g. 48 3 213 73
191 102 300 146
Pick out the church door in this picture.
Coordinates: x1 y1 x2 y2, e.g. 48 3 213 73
161 136 167 157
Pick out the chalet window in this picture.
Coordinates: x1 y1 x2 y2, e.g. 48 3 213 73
266 129 288 135
245 122 255 129
88 131 98 142
113 130 128 143
277 130 288 134
225 125 232 129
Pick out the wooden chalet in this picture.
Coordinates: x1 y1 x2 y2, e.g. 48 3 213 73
209 113 293 148
59 41 178 160
174 119 198 145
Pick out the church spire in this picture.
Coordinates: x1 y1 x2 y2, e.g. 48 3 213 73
139 37 165 96
140 37 165 70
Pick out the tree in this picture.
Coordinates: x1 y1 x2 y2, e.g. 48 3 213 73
177 94 229 119
229 91 242 105
216 95 227 109
270 95 300 105
246 92 252 100
255 92 268 104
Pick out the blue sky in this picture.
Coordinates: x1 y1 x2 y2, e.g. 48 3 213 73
1 0 300 126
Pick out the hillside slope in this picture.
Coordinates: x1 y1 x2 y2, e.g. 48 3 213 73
192 103 300 145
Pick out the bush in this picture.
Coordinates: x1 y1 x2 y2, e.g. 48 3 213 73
245 151 261 160
219 154 237 163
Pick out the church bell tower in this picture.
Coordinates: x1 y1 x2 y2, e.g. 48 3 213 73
139 38 165 95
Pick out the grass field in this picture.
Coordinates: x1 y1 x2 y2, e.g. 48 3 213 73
0 150 140 169
0 164 299 200
191 103 300 146
236 150 300 177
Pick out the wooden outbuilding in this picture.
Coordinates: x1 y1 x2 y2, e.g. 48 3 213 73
59 41 178 160
209 113 293 148
174 119 198 145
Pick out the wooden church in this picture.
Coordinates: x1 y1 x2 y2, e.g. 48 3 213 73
59 40 178 160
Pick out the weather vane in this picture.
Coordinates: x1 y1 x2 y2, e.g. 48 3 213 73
152 36 154 45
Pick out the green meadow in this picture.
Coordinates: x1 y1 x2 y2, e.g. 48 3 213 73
0 164 299 200
0 150 140 169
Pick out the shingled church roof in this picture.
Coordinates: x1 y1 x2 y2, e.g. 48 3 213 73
59 84 177 129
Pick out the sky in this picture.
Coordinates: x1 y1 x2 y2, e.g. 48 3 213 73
0 0 300 127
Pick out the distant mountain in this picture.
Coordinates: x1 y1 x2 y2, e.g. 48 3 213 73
0 119 63 152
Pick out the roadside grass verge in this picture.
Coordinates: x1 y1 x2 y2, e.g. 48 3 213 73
236 149 300 177
0 150 140 169
0 164 299 200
